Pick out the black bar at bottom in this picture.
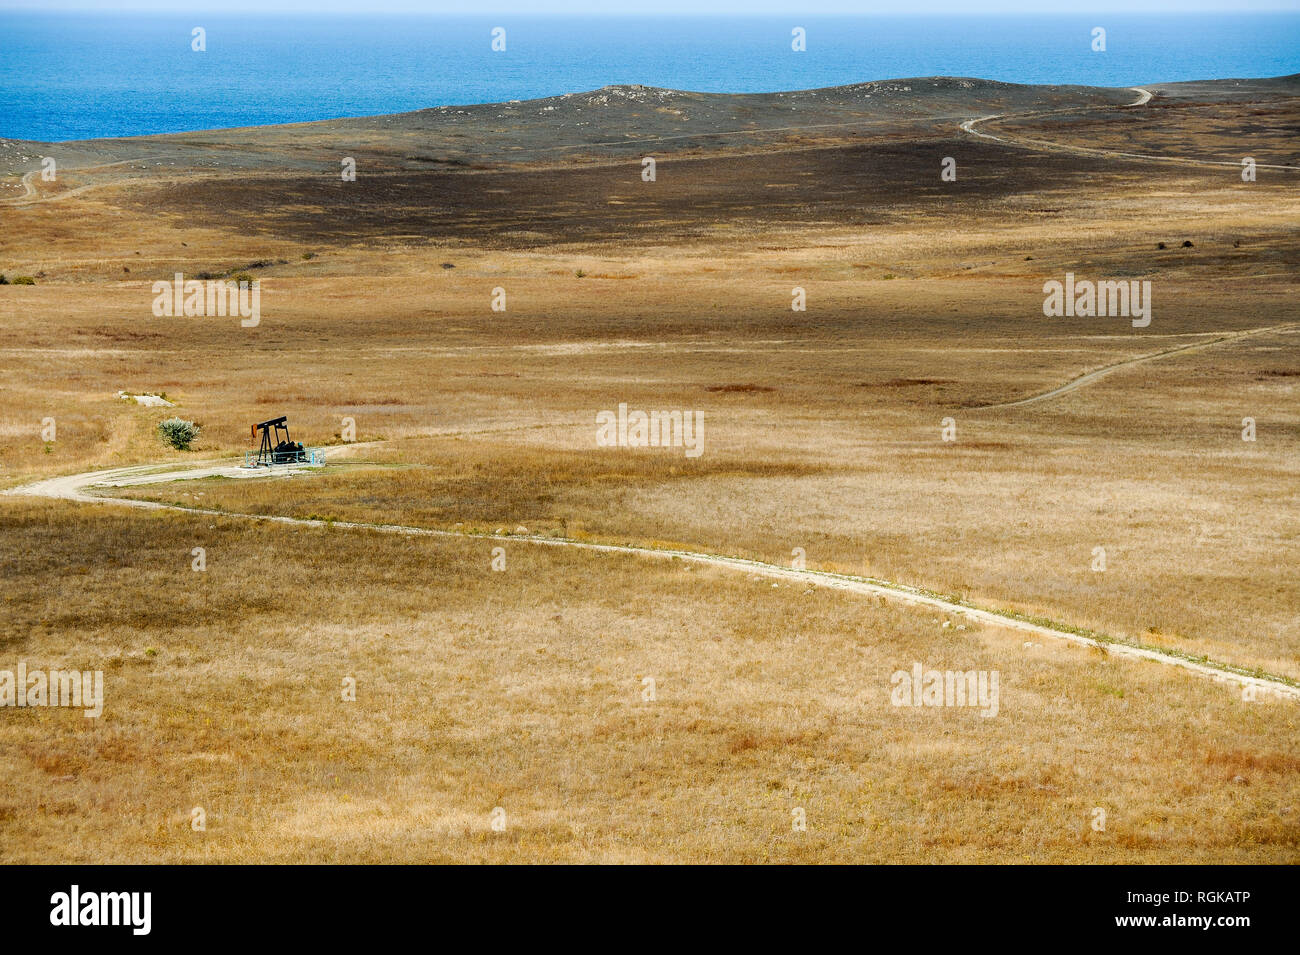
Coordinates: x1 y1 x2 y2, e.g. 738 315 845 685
0 864 1287 943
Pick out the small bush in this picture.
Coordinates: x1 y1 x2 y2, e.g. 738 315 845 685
229 272 254 286
158 417 200 451
12 276 35 285
0 275 8 285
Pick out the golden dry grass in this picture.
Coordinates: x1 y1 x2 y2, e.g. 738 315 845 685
0 501 1296 863
1 86 1298 862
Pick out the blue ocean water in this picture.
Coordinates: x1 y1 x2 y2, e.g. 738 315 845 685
1 13 1297 142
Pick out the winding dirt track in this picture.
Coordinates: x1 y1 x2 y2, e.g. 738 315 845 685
972 322 1300 410
0 157 167 206
6 456 1297 701
960 86 1300 171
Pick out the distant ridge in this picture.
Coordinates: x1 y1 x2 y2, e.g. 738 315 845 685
1 73 1295 182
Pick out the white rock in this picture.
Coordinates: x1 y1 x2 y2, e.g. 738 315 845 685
118 391 173 407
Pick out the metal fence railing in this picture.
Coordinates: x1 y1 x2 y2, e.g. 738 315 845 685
243 447 326 468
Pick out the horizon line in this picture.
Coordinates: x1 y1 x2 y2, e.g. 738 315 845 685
4 6 1299 16
22 72 1298 145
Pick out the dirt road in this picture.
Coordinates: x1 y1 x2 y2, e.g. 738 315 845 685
7 455 1297 701
960 86 1300 171
973 322 1300 410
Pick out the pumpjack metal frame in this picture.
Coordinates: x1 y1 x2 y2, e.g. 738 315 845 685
251 415 305 467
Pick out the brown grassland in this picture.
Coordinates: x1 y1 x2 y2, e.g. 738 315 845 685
0 77 1297 862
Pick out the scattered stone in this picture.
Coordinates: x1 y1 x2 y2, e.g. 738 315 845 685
117 390 173 407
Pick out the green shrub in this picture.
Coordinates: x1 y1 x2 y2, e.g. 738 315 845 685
12 275 35 285
0 275 8 285
158 417 200 451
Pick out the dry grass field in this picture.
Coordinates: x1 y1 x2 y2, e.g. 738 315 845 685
0 76 1297 863
2 498 1298 863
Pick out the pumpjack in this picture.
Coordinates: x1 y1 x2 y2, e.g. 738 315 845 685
251 416 306 466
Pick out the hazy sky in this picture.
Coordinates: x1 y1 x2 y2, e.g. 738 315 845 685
2 0 1295 13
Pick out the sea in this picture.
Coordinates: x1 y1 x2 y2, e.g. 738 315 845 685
1 12 1297 142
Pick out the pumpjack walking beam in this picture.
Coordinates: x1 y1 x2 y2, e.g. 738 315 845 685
251 415 301 466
